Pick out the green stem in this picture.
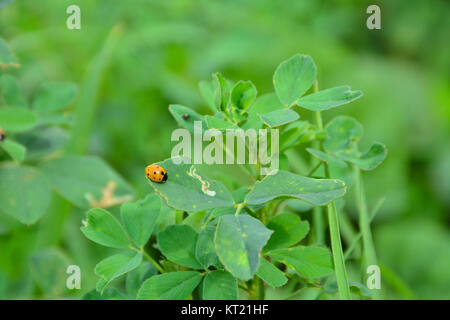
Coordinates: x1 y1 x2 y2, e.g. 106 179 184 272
327 200 351 300
234 202 245 216
354 165 381 299
316 106 350 300
256 277 265 300
307 161 323 177
139 248 166 274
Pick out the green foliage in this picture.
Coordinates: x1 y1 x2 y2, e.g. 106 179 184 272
81 208 130 248
245 170 346 206
273 54 316 107
158 224 202 269
215 214 272 280
0 0 443 301
202 270 237 300
137 271 203 300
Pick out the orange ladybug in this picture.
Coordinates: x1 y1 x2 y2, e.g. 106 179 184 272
145 164 168 183
0 128 5 142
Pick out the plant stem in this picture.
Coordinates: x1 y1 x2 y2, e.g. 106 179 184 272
354 165 381 299
234 202 245 216
315 105 350 299
307 161 323 177
140 248 166 274
311 80 326 246
256 277 265 300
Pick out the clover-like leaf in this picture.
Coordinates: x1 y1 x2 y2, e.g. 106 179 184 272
148 158 234 212
264 213 310 252
0 74 27 108
95 251 142 293
40 155 134 209
268 246 333 279
30 249 70 296
336 142 388 171
273 54 316 107
230 80 257 111
0 107 36 132
215 214 273 281
158 224 202 269
196 224 221 269
205 115 238 130
0 165 52 224
0 139 26 162
306 148 348 168
259 109 299 128
169 104 205 133
121 194 161 248
256 258 288 288
245 170 346 207
202 270 237 300
137 271 202 300
323 116 363 154
296 85 362 111
213 73 233 112
32 81 78 114
125 262 158 298
81 208 130 248
323 116 387 170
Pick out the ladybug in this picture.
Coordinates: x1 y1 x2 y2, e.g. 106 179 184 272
181 114 190 120
0 128 5 142
145 164 168 183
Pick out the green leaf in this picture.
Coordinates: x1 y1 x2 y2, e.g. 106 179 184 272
280 121 316 150
306 148 348 168
95 251 142 293
259 109 299 128
196 224 221 269
264 213 310 252
126 262 158 298
230 80 257 111
30 249 70 296
323 116 387 170
243 93 283 130
83 288 126 300
81 208 130 248
148 158 234 212
137 271 202 300
323 116 363 154
0 107 36 132
296 86 362 111
0 165 51 224
0 139 26 162
268 246 333 279
158 224 202 269
205 115 238 130
202 270 237 300
336 142 388 171
273 54 316 107
215 214 273 281
0 74 27 107
0 38 18 69
169 104 205 133
213 73 233 112
32 81 78 114
121 194 161 248
245 170 346 207
199 79 218 113
256 258 288 288
40 155 134 209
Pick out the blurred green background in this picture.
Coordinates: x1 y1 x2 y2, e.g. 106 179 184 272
0 0 449 299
